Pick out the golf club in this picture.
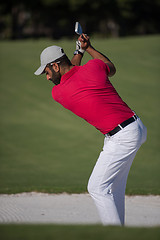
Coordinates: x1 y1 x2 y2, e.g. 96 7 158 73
75 22 83 36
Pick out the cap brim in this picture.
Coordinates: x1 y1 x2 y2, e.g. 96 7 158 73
34 65 46 76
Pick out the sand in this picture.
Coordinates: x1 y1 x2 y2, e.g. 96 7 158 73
0 193 160 227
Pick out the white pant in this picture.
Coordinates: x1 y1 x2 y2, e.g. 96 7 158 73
87 117 147 225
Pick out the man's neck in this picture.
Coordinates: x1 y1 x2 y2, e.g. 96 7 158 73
60 65 74 76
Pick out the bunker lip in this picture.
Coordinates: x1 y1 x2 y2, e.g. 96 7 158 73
0 193 160 227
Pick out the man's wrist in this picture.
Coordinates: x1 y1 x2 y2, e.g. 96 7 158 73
86 45 94 53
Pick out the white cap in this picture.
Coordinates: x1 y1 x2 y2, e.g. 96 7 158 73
34 45 65 75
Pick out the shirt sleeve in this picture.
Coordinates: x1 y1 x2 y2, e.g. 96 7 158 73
85 59 110 76
94 59 110 75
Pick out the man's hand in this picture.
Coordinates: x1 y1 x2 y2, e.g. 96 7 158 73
78 34 91 51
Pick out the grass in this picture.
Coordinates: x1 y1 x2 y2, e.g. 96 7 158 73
0 225 160 240
0 35 160 194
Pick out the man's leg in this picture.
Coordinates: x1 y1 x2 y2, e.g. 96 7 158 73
88 145 137 225
87 119 147 225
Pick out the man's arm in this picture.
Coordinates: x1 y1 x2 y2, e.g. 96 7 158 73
86 46 116 77
71 54 83 66
80 34 116 77
71 40 85 66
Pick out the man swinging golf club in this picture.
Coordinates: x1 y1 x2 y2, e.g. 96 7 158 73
34 25 147 226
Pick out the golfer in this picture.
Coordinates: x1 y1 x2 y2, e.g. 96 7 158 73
34 34 147 225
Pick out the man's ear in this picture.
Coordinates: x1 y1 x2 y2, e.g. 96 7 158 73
52 63 60 72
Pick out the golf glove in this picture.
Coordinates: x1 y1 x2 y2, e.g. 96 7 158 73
76 40 85 54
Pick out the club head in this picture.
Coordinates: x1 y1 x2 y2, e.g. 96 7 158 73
75 22 83 35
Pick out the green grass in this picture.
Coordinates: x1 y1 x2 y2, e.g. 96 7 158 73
0 35 160 194
0 225 160 240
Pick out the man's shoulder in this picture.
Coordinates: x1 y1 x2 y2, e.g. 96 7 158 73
83 59 108 73
84 59 107 69
85 58 104 66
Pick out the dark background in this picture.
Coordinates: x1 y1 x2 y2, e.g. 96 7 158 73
0 0 160 40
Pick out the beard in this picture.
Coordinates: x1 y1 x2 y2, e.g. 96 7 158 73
50 68 61 85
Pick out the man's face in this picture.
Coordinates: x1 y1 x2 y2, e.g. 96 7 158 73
45 65 61 85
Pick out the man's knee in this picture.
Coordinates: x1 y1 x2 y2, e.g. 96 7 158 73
87 178 112 197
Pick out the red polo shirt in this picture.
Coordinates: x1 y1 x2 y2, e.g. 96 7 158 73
52 59 133 134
